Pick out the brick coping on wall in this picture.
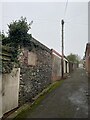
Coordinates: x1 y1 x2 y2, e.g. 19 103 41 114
51 49 68 62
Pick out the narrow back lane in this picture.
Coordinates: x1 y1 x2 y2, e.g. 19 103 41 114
25 68 88 118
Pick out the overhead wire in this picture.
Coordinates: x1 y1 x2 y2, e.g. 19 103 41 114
63 0 68 20
63 0 87 26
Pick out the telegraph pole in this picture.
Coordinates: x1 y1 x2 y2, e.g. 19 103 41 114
61 19 64 78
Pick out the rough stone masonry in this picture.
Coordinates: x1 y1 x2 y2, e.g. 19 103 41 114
19 38 52 105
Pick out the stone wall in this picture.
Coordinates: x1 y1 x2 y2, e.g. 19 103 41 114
19 38 52 105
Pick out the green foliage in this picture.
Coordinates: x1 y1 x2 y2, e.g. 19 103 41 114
67 53 81 64
0 31 4 39
1 17 32 73
8 16 32 46
0 31 11 45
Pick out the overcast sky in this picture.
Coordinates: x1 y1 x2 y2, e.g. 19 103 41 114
0 0 89 58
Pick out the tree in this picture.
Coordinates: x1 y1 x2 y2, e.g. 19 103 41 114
1 17 33 73
8 16 32 47
0 31 6 42
1 32 10 45
67 53 81 64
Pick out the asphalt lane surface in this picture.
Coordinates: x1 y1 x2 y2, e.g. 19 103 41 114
24 68 88 118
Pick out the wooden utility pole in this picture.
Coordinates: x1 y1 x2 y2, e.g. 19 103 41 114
61 19 64 78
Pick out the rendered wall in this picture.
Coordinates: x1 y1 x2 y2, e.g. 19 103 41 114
1 68 20 117
52 53 62 81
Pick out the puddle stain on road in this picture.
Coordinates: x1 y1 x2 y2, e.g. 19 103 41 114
68 87 88 116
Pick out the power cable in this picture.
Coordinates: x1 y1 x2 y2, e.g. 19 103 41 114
64 0 68 20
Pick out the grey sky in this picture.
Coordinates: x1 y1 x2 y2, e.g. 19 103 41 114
1 1 88 58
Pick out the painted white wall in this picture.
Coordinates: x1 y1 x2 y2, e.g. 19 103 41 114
64 60 66 74
67 62 69 73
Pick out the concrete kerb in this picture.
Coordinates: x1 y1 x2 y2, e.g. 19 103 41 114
6 81 63 119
